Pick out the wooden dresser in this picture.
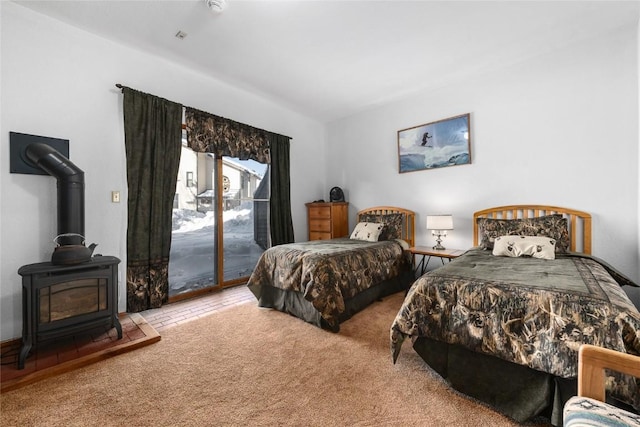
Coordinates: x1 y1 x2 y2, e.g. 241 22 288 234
305 202 349 240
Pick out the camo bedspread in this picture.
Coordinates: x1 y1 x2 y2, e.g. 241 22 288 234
248 238 410 329
390 248 640 408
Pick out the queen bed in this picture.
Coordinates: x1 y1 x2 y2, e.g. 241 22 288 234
248 206 415 332
390 205 640 425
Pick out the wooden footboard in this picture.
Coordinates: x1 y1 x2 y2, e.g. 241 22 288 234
473 205 592 254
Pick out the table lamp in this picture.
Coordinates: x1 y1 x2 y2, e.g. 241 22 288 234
426 215 453 250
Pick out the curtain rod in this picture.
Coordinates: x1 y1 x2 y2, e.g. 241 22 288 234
114 83 291 140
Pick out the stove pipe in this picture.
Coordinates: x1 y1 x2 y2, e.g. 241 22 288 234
25 142 85 246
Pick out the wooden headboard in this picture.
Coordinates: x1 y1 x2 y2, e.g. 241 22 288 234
473 205 592 254
357 206 416 248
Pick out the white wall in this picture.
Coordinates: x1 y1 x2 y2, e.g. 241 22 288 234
328 25 640 307
637 17 640 299
0 2 326 341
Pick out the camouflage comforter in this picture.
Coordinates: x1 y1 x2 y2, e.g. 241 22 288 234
248 238 410 329
391 248 640 408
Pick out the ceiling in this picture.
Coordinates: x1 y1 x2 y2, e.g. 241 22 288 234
13 0 640 123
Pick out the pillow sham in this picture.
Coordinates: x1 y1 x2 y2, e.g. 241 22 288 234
350 222 385 242
492 235 556 260
358 213 404 240
476 214 570 253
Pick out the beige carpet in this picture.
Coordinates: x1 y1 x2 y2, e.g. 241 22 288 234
1 292 541 426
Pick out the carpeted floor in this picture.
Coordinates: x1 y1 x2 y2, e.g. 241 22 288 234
0 292 546 426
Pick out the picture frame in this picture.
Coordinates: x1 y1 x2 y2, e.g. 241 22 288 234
397 113 471 173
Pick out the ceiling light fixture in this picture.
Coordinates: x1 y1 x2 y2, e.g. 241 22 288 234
205 0 227 13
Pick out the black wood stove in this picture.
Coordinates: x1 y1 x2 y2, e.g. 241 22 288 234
14 141 122 369
17 256 121 369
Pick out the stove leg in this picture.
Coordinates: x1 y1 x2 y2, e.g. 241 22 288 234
114 315 122 340
18 340 31 370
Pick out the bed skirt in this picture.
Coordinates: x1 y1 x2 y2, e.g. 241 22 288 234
250 270 413 332
412 337 577 426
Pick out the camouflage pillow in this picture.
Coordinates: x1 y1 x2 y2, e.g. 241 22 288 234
358 213 404 241
477 214 570 253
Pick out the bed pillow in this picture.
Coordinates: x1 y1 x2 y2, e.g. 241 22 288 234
477 214 570 253
492 235 556 260
358 213 404 240
350 222 385 242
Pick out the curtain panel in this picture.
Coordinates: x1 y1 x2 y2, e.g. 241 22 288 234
123 87 183 312
269 133 295 245
185 108 270 164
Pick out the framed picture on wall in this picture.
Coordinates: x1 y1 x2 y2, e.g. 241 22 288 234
397 113 471 173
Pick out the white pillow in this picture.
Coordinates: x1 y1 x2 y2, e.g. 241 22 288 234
350 222 384 242
492 235 556 260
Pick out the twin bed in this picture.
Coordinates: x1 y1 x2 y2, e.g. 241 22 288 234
392 205 640 424
248 206 416 332
248 204 639 425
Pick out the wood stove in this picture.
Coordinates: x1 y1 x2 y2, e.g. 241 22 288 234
13 140 122 369
17 256 121 369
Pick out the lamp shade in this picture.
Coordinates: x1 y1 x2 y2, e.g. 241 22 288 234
426 215 453 230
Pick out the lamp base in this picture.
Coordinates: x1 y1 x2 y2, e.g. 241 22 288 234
432 232 446 250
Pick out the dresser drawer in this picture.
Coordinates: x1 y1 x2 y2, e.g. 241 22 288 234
308 206 331 219
309 231 332 240
309 219 331 232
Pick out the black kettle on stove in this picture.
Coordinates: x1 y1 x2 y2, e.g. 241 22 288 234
51 233 97 265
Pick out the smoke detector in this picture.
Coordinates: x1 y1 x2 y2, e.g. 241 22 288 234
205 0 227 13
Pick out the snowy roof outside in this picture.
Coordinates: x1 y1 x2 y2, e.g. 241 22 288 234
223 157 266 179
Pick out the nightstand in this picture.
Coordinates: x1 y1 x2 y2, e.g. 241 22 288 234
409 246 466 275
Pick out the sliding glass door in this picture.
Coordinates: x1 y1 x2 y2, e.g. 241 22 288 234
169 143 268 299
221 157 268 283
169 148 218 297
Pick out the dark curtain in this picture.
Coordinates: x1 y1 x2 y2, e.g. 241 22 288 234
269 133 294 245
123 87 183 312
184 107 293 246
